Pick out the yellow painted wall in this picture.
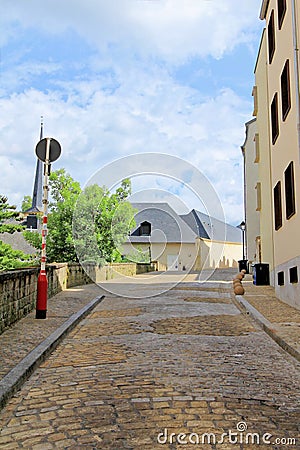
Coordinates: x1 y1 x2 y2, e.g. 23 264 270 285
254 27 275 275
242 119 261 265
264 0 300 267
121 242 198 271
122 239 242 272
198 239 241 270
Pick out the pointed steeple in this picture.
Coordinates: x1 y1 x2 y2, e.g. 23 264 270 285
31 117 44 212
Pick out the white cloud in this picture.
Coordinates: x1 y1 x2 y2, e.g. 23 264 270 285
0 0 262 225
1 0 262 62
0 71 249 223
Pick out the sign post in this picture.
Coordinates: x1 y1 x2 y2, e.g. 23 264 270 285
35 137 61 319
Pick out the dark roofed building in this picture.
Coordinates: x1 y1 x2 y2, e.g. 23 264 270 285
121 203 242 271
180 209 242 243
130 203 197 244
24 118 44 229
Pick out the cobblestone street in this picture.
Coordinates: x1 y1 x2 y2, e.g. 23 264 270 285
0 271 299 449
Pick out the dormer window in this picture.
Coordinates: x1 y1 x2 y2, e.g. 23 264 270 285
139 221 151 236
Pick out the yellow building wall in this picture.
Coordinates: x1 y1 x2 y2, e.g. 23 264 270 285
257 0 300 308
242 119 261 265
122 239 242 272
254 28 275 278
121 242 197 271
197 239 241 270
266 0 300 267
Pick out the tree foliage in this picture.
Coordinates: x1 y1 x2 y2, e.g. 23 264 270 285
73 184 105 265
47 169 82 262
124 245 151 263
0 195 23 233
23 230 42 254
74 179 136 264
0 195 35 271
23 170 136 264
21 195 32 212
94 180 136 262
0 241 33 271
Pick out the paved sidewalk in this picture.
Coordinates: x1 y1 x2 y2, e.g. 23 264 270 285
0 283 105 409
234 274 300 362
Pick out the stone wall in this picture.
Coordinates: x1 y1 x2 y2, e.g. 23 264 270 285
0 264 68 334
66 263 94 288
0 262 156 334
136 262 159 274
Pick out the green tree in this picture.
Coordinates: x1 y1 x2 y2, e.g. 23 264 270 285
0 241 33 271
23 230 42 255
0 195 23 233
94 180 136 262
47 169 82 262
21 195 32 212
0 195 36 271
124 245 151 263
73 184 106 265
74 179 136 264
24 172 136 265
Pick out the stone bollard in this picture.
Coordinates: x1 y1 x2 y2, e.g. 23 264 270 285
232 272 245 295
234 284 245 295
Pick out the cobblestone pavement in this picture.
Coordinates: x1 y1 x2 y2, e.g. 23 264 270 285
0 284 104 379
0 271 300 449
241 277 300 358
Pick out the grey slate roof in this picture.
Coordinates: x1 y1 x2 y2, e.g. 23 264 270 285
0 232 37 255
129 203 197 244
180 210 242 243
128 204 242 244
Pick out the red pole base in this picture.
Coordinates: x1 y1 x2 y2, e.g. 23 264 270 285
36 271 48 319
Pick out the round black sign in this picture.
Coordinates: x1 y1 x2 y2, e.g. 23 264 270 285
35 138 61 162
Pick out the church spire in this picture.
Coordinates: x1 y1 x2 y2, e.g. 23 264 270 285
31 116 44 212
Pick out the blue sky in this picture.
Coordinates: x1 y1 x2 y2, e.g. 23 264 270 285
0 0 264 225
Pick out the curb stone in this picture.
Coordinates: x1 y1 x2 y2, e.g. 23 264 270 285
234 295 300 363
0 294 105 411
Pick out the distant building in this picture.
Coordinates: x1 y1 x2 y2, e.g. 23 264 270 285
1 120 44 253
121 203 242 271
243 0 300 309
241 118 261 267
23 118 44 230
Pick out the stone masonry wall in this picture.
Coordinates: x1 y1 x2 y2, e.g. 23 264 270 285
0 262 156 334
0 265 65 334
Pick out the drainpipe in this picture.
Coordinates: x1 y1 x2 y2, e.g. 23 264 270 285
240 142 247 260
291 0 300 160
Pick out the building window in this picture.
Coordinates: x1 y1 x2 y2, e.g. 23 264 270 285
271 93 279 144
281 60 291 120
285 161 296 219
277 271 285 286
255 182 262 211
268 10 275 63
254 133 260 163
278 0 286 29
252 86 258 116
274 181 282 230
289 266 298 284
139 221 151 236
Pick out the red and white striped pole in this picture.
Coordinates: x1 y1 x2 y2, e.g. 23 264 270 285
36 138 51 319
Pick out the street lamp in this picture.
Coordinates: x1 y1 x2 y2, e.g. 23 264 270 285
239 220 246 260
238 220 248 273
